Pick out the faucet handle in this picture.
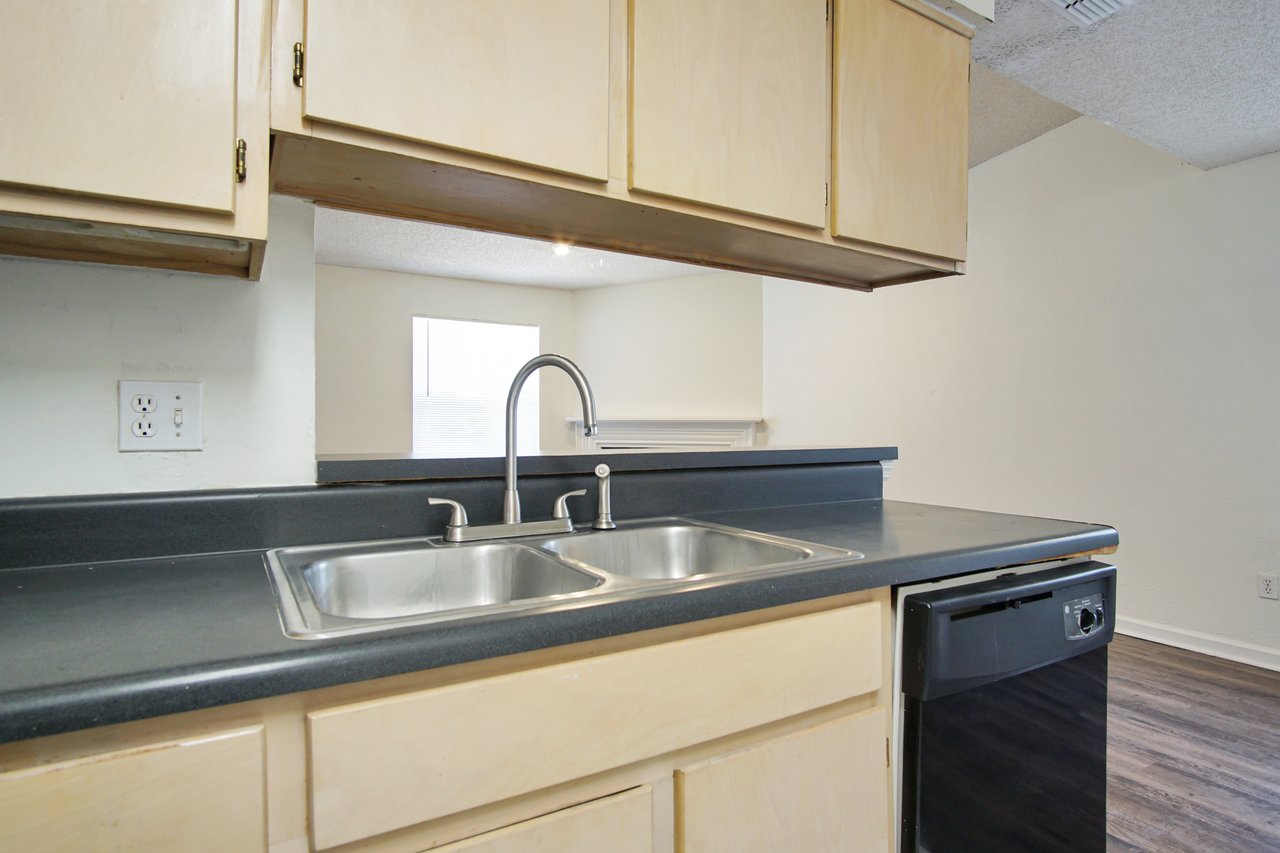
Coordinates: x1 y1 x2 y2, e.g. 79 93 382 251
552 489 587 520
428 497 469 542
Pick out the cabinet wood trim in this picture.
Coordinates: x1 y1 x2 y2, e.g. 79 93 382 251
0 725 267 852
308 601 881 848
272 134 959 290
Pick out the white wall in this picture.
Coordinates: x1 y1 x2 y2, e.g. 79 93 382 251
315 266 577 455
764 118 1280 666
573 271 763 420
315 267 765 455
0 196 317 499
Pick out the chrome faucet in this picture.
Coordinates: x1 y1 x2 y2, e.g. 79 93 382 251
504 354 598 523
429 354 599 542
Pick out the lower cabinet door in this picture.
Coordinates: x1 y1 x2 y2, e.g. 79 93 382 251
0 725 267 852
676 708 889 853
434 785 653 853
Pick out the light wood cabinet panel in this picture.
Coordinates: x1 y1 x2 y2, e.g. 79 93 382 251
833 0 970 260
0 725 267 852
308 601 881 849
0 0 270 278
0 1 238 214
435 786 653 853
303 0 609 181
676 708 889 853
630 0 829 227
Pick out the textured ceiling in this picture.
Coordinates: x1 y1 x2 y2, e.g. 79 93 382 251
974 0 1280 169
313 207 709 289
969 62 1080 167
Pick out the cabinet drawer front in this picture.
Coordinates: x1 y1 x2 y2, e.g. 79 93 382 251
676 708 889 853
0 725 266 853
309 601 881 848
0 1 238 214
630 0 829 227
303 0 610 181
436 786 652 853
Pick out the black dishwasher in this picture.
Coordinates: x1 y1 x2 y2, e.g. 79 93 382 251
899 561 1116 852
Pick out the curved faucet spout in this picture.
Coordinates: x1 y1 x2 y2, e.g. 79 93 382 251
504 354 597 523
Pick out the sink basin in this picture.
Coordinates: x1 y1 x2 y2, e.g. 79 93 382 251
266 540 605 637
266 518 860 639
536 519 857 580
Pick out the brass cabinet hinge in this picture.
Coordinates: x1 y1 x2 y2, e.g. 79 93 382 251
293 41 305 86
235 138 247 183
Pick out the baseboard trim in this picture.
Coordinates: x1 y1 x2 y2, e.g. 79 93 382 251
1116 616 1280 672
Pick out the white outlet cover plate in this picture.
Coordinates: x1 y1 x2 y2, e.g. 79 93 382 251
118 380 204 452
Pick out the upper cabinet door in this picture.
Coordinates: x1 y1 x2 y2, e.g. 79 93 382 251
630 0 829 228
833 0 969 260
302 0 610 181
0 1 239 214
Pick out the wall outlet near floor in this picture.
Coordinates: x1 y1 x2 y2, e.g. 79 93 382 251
118 380 204 452
1259 573 1279 600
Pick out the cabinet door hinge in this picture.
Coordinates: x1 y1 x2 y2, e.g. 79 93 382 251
886 737 891 768
826 0 831 22
235 138 247 183
825 182 830 207
293 41 305 86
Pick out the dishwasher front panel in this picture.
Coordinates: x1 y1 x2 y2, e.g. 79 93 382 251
898 561 1116 853
902 646 1108 852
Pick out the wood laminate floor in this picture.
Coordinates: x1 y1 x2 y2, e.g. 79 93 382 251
1107 635 1280 852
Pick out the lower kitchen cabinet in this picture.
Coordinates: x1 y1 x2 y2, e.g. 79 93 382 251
677 709 889 853
0 725 267 852
433 786 653 853
0 591 891 852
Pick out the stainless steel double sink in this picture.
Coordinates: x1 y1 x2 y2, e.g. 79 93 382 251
265 518 861 639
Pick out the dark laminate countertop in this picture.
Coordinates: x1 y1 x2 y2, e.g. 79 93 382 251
0 498 1115 744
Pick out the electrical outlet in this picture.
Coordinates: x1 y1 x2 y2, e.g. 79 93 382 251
1259 573 1279 600
118 380 203 452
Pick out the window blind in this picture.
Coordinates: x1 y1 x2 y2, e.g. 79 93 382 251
412 317 540 457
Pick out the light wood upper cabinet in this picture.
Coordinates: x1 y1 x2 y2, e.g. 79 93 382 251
0 1 239 214
0 726 267 852
629 0 829 227
302 0 610 181
833 0 970 260
0 0 270 278
676 709 890 853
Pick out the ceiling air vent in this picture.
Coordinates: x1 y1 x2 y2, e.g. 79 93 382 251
1043 0 1135 26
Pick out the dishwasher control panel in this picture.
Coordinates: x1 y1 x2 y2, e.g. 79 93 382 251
1063 593 1105 640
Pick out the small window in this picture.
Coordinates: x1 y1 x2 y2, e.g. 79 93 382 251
412 317 540 457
